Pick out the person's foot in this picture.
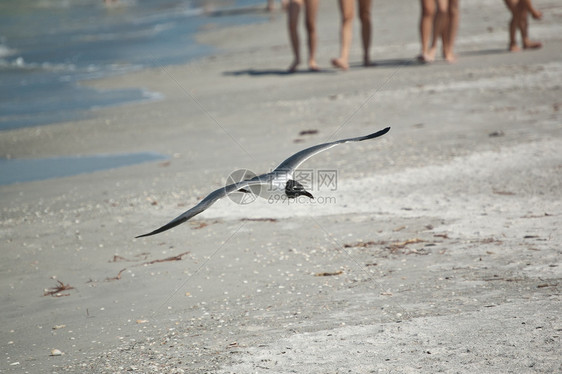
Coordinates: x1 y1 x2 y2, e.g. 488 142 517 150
523 40 542 49
309 61 320 72
531 9 542 20
508 43 521 52
444 52 457 63
363 55 371 67
288 59 300 73
424 47 436 62
331 58 348 71
417 53 433 63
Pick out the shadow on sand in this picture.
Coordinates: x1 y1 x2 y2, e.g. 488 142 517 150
205 5 270 18
224 48 509 76
457 48 509 57
223 68 336 77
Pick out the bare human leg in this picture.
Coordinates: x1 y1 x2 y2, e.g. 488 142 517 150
429 0 449 62
518 0 542 49
431 0 458 63
304 0 320 70
521 0 542 19
445 0 459 63
287 0 302 72
503 0 521 51
503 0 541 51
358 0 372 66
332 0 354 70
418 0 436 62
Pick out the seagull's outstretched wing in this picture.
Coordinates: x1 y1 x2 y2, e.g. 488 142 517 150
136 176 264 238
137 127 390 238
274 127 390 174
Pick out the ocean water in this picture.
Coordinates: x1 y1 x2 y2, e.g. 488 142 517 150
0 0 268 131
0 0 270 185
0 152 168 185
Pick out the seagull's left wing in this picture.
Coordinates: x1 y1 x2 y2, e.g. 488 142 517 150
135 176 264 238
273 127 390 174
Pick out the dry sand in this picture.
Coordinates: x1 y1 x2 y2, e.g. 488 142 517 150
1 0 561 373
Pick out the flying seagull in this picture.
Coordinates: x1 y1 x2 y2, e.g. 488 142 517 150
136 127 390 238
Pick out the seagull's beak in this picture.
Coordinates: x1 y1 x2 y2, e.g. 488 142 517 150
301 190 314 200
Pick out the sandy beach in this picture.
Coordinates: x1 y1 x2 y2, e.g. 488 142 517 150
1 0 561 373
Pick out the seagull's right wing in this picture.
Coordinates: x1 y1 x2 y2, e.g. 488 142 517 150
135 176 264 238
274 127 390 174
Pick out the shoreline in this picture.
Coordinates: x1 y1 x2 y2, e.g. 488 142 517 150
0 0 272 132
1 0 561 373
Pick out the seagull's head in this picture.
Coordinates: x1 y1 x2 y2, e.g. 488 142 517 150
285 179 314 200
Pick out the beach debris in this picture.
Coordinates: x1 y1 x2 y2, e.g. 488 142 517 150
343 240 382 248
145 197 158 206
43 280 74 297
389 238 424 250
241 217 278 223
50 349 63 356
142 251 190 265
524 235 539 239
314 270 343 277
106 251 191 281
294 129 319 143
191 222 209 229
493 189 516 196
52 325 66 330
489 130 505 137
434 233 449 239
299 129 318 136
110 255 134 262
343 238 427 253
190 219 220 229
136 319 149 324
106 268 127 281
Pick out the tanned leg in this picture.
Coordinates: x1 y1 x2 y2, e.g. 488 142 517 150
521 0 542 19
518 0 542 49
418 0 436 62
304 0 320 70
444 0 459 63
332 0 354 70
503 0 521 51
287 0 302 72
429 0 450 62
358 0 372 66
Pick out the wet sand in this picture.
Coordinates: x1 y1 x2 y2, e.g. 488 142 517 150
1 0 561 373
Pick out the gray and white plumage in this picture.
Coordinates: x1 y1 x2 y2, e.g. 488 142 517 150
136 127 390 238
